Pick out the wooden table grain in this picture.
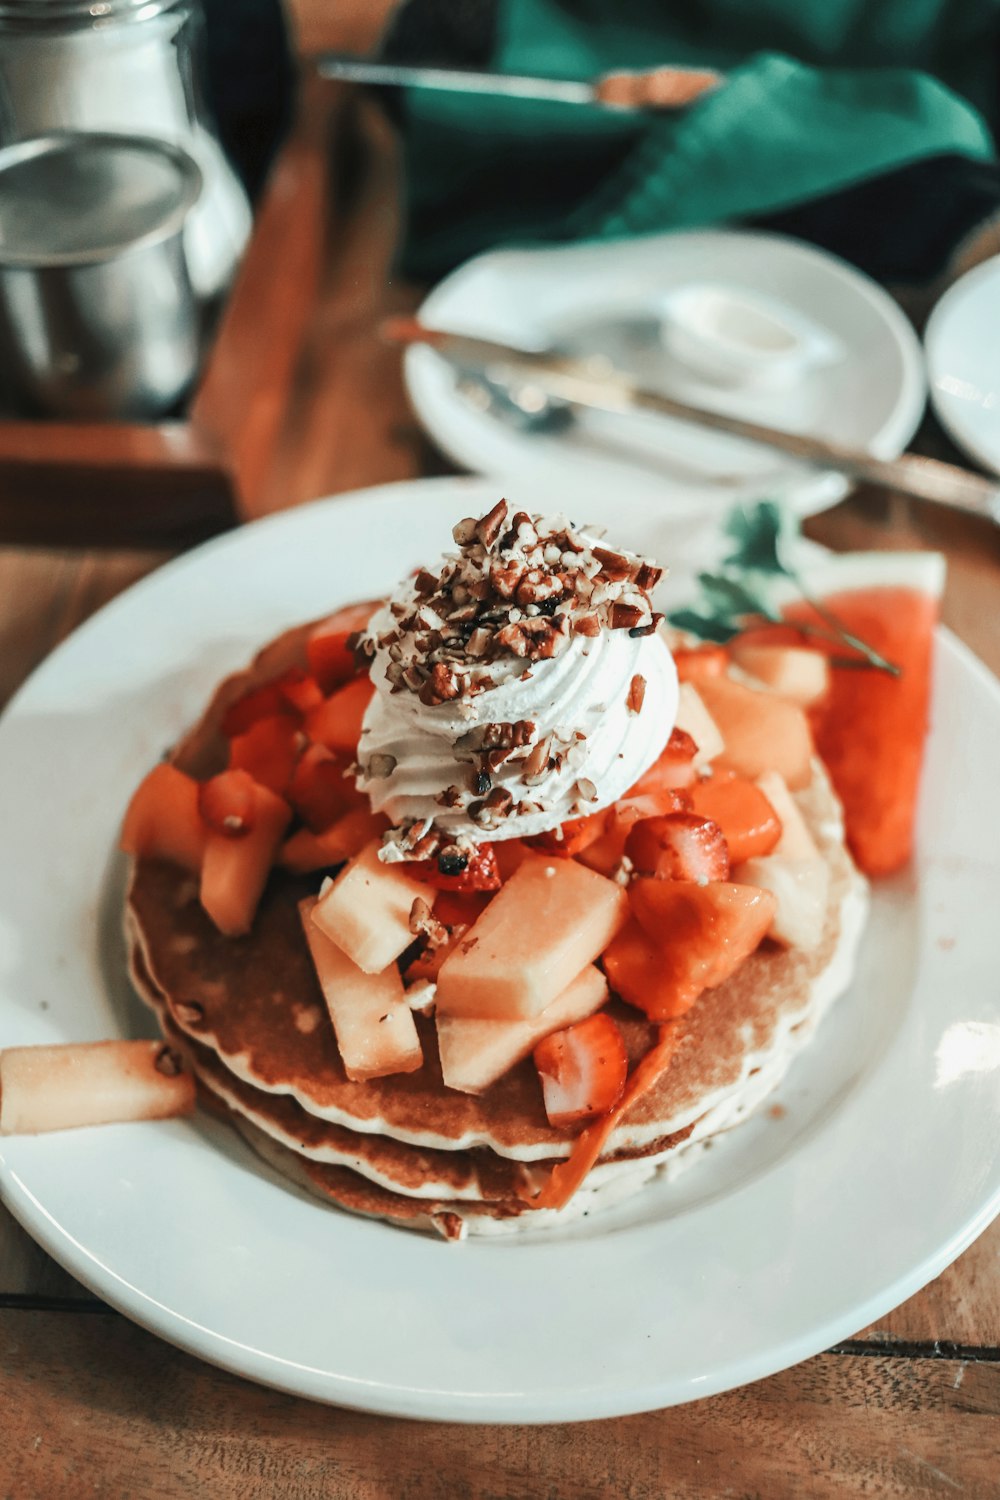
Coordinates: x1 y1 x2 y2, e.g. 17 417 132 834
3 73 1000 1500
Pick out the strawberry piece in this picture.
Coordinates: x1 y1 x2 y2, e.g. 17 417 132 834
524 1023 682 1212
278 807 388 875
120 764 206 873
221 682 298 738
533 1012 628 1128
275 668 325 716
494 839 534 881
626 728 699 798
782 587 938 877
305 677 376 757
306 600 381 693
410 843 502 893
526 810 607 858
577 789 689 878
200 782 292 936
624 811 730 882
287 743 364 831
672 644 729 683
606 880 776 1021
688 771 782 863
228 714 303 795
431 889 492 928
197 769 257 837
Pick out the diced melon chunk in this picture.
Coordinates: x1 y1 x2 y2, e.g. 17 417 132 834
437 964 608 1094
310 839 433 974
674 683 725 766
0 1040 195 1135
697 676 813 790
199 783 292 937
730 643 830 707
300 897 422 1081
435 855 627 1021
279 808 388 874
734 772 830 950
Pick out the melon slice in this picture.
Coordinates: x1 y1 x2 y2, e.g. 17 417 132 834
437 964 608 1094
697 675 813 790
310 839 434 974
729 643 830 707
299 898 422 1081
305 677 375 756
199 783 292 937
0 1040 195 1135
306 599 381 693
435 855 627 1021
673 683 725 767
279 808 388 875
120 764 206 873
733 772 830 951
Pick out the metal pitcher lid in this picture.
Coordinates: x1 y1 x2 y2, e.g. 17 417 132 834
0 133 202 268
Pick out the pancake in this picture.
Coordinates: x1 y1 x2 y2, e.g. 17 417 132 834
123 616 868 1236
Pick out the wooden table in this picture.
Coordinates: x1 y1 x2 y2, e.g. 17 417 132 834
3 79 1000 1500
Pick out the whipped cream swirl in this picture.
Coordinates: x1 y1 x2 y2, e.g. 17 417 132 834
353 502 678 855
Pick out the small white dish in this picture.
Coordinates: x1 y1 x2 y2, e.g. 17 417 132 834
1 476 999 1421
659 282 843 389
925 255 1000 476
406 230 926 518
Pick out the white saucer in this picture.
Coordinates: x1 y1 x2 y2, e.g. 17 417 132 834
925 255 1000 476
406 230 927 517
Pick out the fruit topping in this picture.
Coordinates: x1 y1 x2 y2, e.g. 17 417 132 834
120 764 206 873
729 642 829 707
533 1011 628 1128
299 896 423 1081
306 600 382 693
228 713 303 795
437 965 608 1094
624 811 730 882
673 684 726 767
287 743 364 831
688 770 782 863
672 644 729 683
435 854 628 1021
305 676 376 756
604 880 776 1021
197 769 258 837
199 782 292 937
696 675 813 790
733 772 829 951
0 1040 196 1135
626 726 699 798
221 680 299 738
278 807 389 875
311 839 435 974
410 842 502 893
526 810 607 858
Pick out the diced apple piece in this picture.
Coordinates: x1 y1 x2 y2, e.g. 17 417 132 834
199 783 292 937
120 764 206 873
697 676 813 790
299 898 422 1081
0 1040 195 1135
730 642 830 707
437 964 608 1094
674 683 726 767
733 772 830 950
279 808 388 875
435 855 627 1021
310 839 433 974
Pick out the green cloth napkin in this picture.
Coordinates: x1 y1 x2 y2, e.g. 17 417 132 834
399 0 999 278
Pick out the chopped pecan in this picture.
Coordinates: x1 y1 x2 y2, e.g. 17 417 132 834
475 499 508 548
573 612 601 637
494 621 530 657
366 752 398 779
610 601 645 631
634 562 663 593
414 568 439 596
484 786 513 815
627 674 646 714
593 545 634 582
489 558 525 599
452 516 478 546
629 612 664 639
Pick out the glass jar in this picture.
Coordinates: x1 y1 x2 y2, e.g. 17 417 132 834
0 0 252 304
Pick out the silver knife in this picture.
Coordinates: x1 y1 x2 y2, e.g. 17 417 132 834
383 319 1000 524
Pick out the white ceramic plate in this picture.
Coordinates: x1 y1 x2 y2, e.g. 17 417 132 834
925 255 1000 476
405 231 927 518
1 476 998 1424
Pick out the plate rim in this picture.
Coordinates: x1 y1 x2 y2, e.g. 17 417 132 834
1 474 998 1423
925 253 1000 477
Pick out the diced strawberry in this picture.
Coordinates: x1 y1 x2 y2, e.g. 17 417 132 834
275 668 325 716
688 771 782 863
286 743 363 831
526 810 607 858
403 896 489 984
533 1012 628 1128
120 764 206 873
228 714 303 795
278 807 388 874
305 677 376 757
306 600 381 693
624 811 730 882
672 644 729 684
410 843 502 893
626 728 699 798
200 782 292 936
577 789 689 878
606 879 776 1021
494 839 534 881
221 682 298 738
197 769 257 837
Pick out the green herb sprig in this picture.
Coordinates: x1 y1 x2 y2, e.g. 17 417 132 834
668 502 900 677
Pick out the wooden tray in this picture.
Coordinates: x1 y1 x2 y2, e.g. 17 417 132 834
0 77 339 551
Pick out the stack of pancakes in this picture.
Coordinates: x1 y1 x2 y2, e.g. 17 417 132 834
124 622 868 1239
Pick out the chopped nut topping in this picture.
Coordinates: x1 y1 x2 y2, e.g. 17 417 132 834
610 601 646 631
366 752 397 779
154 1044 184 1078
627 674 646 714
475 498 508 547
